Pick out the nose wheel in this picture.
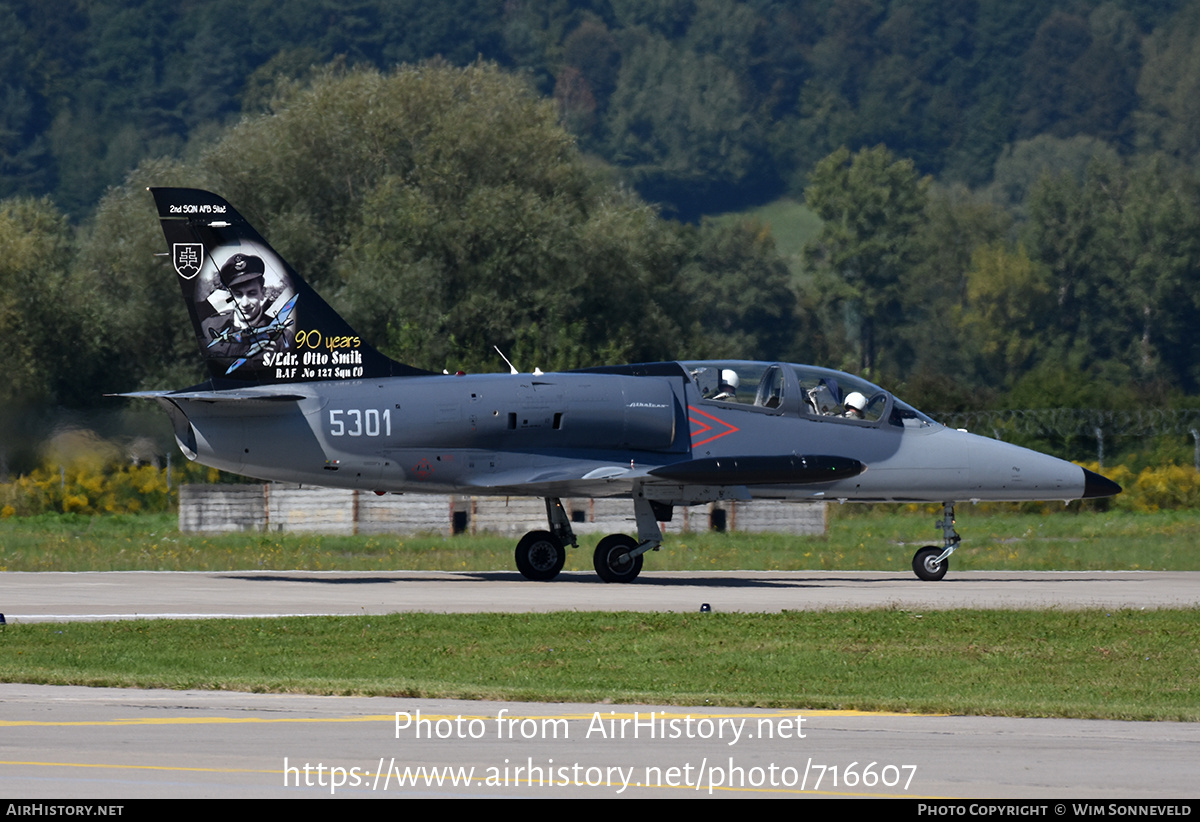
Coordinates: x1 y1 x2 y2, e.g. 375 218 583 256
912 545 948 581
911 502 959 581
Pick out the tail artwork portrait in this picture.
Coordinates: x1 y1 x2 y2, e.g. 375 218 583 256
151 188 430 384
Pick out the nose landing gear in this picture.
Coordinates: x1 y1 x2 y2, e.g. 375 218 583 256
911 502 959 581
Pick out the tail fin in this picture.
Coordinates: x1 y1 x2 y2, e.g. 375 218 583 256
150 188 431 384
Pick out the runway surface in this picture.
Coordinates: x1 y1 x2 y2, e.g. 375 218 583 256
2 570 1196 799
3 569 1198 621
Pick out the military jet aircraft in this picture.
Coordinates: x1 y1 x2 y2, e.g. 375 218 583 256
123 188 1121 583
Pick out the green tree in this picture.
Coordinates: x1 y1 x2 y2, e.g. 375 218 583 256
1136 0 1200 161
0 196 98 405
987 135 1120 214
959 243 1053 387
1113 157 1200 388
898 184 1012 406
1024 155 1200 392
603 29 769 217
559 18 622 113
1024 161 1129 380
1013 7 1141 149
676 218 797 360
0 5 52 198
802 145 929 377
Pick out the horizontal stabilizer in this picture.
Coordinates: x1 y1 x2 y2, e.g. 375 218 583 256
648 455 865 485
114 389 307 403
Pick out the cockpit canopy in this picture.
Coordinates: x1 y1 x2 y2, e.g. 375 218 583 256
683 360 939 429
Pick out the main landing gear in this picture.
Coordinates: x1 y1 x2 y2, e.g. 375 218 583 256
514 499 573 581
514 530 565 581
593 534 643 583
514 495 663 583
911 502 960 581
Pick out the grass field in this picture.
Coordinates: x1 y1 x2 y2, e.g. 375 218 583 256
2 505 1197 573
2 609 1196 721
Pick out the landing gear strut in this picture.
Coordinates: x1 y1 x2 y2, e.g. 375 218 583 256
912 502 959 581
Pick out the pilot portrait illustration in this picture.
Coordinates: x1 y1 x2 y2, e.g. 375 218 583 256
197 249 298 374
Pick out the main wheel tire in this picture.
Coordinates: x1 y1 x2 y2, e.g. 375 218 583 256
515 531 565 581
912 546 948 581
593 534 644 583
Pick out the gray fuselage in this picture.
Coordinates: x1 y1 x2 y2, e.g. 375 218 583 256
156 360 1097 505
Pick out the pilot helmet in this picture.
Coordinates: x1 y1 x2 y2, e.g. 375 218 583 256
720 369 740 390
844 391 867 412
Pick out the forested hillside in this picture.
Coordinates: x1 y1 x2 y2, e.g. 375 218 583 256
2 0 1188 216
5 0 1200 471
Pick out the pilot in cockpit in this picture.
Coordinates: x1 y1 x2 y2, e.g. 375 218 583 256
843 391 867 419
713 369 740 401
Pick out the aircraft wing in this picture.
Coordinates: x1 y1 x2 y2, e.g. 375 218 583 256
458 463 647 498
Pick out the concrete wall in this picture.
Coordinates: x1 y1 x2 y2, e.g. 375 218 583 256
179 484 826 536
179 485 267 532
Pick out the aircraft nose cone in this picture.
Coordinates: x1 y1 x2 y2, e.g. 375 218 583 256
1081 468 1122 498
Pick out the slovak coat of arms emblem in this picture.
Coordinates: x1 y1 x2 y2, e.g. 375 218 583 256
173 243 204 279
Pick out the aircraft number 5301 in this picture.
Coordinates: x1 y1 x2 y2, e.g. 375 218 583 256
329 409 391 437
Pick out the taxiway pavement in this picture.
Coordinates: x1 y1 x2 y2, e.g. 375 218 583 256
3 685 1198 799
2 569 1197 621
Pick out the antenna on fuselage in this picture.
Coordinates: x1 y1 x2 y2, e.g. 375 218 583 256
494 345 519 375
